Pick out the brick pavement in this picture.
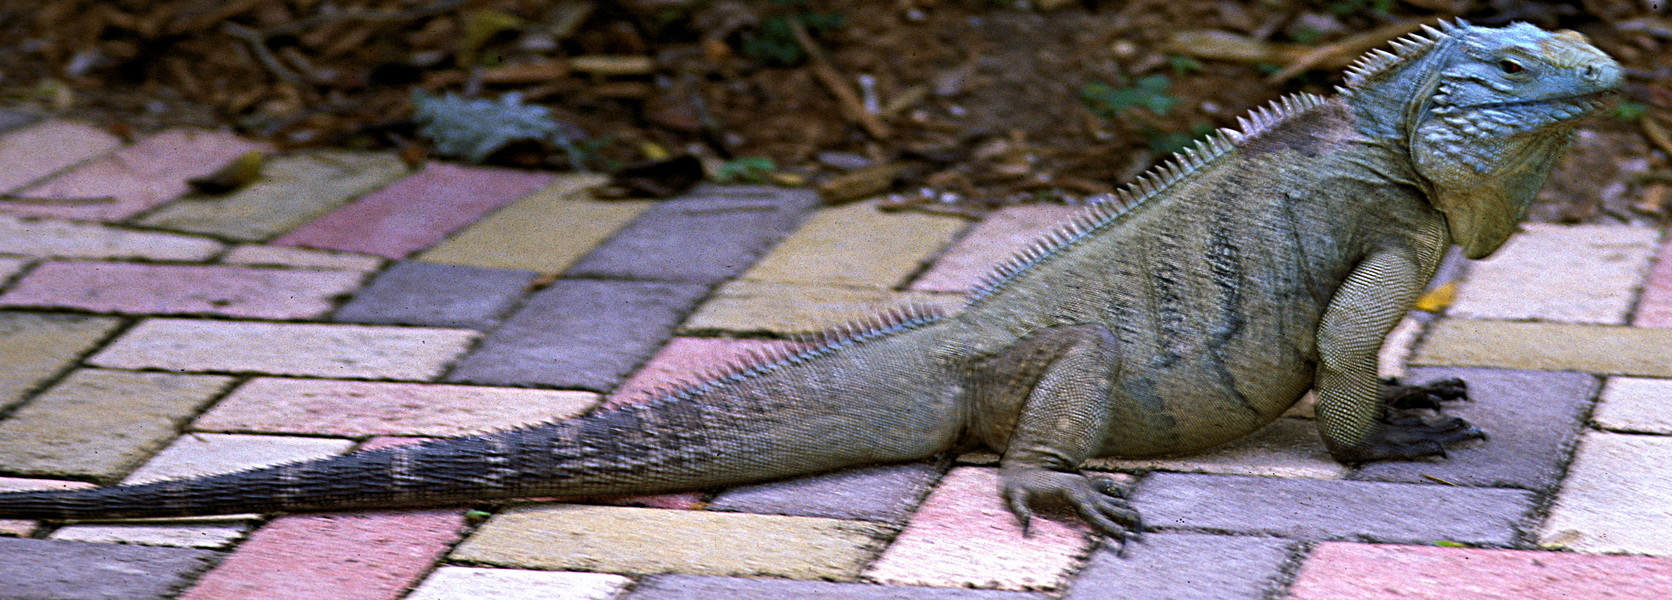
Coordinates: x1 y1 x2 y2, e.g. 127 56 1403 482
2 116 1671 598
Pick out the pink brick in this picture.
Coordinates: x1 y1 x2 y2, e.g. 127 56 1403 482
274 163 553 259
864 467 1098 590
0 262 363 319
179 510 465 600
910 204 1084 293
607 336 799 407
1634 238 1672 328
0 129 264 222
194 378 596 437
1289 542 1672 600
0 121 122 194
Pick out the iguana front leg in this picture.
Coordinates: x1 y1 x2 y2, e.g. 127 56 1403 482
969 325 1142 546
1315 251 1485 462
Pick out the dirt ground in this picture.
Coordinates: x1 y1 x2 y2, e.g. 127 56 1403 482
1 0 1669 221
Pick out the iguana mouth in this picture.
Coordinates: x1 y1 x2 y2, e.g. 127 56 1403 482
1449 90 1617 117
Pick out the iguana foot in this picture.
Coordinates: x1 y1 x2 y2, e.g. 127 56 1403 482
1381 377 1467 410
1331 411 1487 462
999 468 1142 554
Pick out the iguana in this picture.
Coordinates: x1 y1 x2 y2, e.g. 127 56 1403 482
0 21 1622 549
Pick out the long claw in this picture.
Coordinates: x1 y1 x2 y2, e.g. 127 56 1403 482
1005 487 1035 537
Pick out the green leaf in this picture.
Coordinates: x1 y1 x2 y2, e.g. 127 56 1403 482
714 156 777 183
1080 75 1178 119
1613 100 1649 121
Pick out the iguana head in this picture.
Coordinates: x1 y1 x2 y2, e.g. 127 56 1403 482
1344 22 1623 258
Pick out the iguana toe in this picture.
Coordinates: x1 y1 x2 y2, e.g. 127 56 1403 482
1332 413 1487 462
1381 377 1468 410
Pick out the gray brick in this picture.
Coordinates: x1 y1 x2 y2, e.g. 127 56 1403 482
1353 368 1598 490
1064 534 1295 600
0 537 218 600
1132 472 1533 545
565 185 820 284
708 462 943 523
624 575 1050 600
448 279 708 390
0 109 37 133
334 261 536 329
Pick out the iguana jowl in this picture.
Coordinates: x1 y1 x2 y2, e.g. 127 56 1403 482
0 22 1622 546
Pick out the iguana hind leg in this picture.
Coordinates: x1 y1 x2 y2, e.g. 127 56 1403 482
968 324 1142 548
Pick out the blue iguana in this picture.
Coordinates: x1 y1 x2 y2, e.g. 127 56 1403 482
0 22 1623 549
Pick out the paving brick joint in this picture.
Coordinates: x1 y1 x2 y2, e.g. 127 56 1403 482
0 116 1669 598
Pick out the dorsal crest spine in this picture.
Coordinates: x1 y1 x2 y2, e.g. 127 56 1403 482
966 91 1329 303
1338 19 1464 93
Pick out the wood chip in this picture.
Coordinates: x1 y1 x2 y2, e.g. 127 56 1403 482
568 55 654 76
817 164 906 204
1266 19 1432 83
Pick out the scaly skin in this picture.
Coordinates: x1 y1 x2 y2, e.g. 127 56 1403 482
0 22 1622 551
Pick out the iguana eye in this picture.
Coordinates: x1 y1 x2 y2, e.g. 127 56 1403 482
1499 59 1525 74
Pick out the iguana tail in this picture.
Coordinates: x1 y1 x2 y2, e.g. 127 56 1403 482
0 306 962 520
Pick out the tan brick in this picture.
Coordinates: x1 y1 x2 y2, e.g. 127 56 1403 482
741 200 966 288
195 378 598 437
1449 224 1660 324
89 319 479 380
1412 319 1672 377
0 312 122 409
682 279 964 335
418 174 647 273
0 369 234 479
451 504 885 579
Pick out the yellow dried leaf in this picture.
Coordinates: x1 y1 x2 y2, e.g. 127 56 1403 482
1412 282 1457 313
